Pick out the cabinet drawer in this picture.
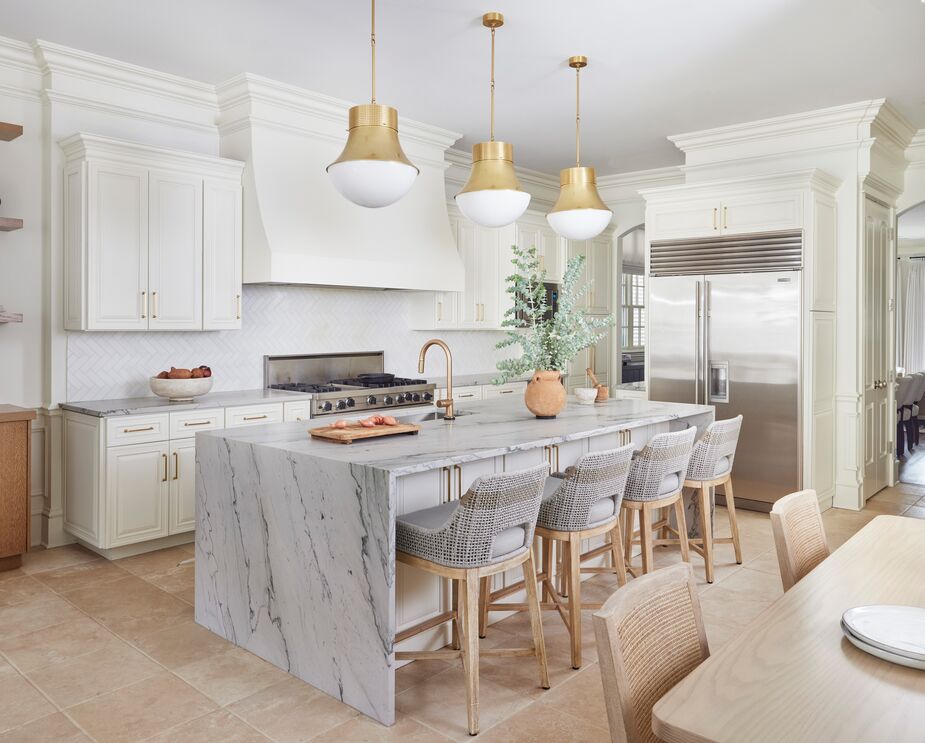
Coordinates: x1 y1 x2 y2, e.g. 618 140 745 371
224 403 283 428
107 414 170 446
169 408 224 439
283 401 312 422
483 381 526 399
439 386 483 402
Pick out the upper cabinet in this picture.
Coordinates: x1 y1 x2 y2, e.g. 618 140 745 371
646 191 802 241
568 234 613 315
516 213 565 283
62 134 244 332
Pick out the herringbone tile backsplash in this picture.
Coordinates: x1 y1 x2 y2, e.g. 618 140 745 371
67 285 514 401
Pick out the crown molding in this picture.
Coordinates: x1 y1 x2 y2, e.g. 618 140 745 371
0 37 38 74
216 72 460 152
596 165 684 204
907 129 925 169
640 168 842 201
32 39 217 112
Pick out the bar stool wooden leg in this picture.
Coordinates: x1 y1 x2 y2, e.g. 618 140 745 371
673 497 691 563
723 479 743 564
541 536 553 602
522 549 550 688
698 485 715 583
460 571 480 736
610 522 627 587
640 503 654 574
478 577 490 638
567 538 583 669
451 580 460 650
623 508 634 563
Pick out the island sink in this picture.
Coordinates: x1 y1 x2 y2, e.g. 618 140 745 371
194 396 713 724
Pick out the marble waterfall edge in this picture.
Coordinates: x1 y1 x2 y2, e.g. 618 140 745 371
195 434 396 723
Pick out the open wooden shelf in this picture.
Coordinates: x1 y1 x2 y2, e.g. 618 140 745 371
0 218 23 232
0 123 23 142
0 306 22 324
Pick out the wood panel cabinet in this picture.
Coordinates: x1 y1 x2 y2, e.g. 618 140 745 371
62 134 243 332
0 406 35 570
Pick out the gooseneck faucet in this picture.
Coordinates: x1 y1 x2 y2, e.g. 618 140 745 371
418 339 455 421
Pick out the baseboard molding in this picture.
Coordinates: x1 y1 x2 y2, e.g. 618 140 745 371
75 532 193 561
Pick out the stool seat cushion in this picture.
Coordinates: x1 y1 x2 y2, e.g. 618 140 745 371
397 500 527 563
659 472 680 496
539 476 616 529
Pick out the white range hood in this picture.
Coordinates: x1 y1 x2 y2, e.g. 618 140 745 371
216 74 464 291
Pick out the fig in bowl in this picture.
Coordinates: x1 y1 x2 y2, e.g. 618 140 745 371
150 366 214 401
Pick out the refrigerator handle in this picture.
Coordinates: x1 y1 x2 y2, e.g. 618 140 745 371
694 280 701 405
703 279 711 405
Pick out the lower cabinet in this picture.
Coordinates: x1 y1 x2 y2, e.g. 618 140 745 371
106 442 170 547
168 439 197 534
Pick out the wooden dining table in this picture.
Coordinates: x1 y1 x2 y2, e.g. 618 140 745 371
652 515 925 743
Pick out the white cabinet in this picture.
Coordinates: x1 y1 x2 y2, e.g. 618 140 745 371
283 400 312 422
438 385 483 403
106 442 169 547
62 134 244 332
647 191 803 241
224 403 284 428
168 439 196 534
516 216 565 284
203 178 243 329
569 235 613 315
148 171 203 330
483 381 527 399
567 325 613 393
456 220 509 329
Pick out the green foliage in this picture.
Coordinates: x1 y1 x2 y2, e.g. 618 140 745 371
494 244 614 384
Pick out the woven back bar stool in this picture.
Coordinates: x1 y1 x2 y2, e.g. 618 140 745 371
480 445 635 670
394 463 550 736
673 415 744 583
621 427 697 578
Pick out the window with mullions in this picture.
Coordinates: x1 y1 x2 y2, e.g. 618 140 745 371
620 272 645 350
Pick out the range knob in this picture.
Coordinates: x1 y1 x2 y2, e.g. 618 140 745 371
412 393 421 402
346 397 356 408
321 401 333 412
396 393 407 403
383 395 394 405
336 399 347 410
423 392 433 402
366 395 377 405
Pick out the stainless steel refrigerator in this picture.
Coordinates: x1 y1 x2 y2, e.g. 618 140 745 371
647 231 803 510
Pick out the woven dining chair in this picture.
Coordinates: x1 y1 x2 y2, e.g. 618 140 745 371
621 427 697 577
769 489 830 591
480 444 635 670
394 463 550 736
593 563 710 743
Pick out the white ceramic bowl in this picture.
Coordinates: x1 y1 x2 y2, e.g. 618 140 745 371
149 376 214 402
575 387 597 405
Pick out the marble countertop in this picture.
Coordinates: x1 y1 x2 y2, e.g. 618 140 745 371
60 388 313 417
198 396 713 476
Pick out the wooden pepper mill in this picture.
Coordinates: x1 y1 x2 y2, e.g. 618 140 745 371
586 367 609 402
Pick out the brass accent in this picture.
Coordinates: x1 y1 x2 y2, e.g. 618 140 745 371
243 414 267 421
723 205 728 229
235 293 241 320
162 453 168 482
713 207 718 230
124 426 154 433
141 291 147 320
499 389 513 394
547 56 612 223
437 300 443 322
454 463 462 499
482 11 504 28
173 451 179 480
183 420 212 427
419 339 455 420
152 291 158 319
443 466 452 503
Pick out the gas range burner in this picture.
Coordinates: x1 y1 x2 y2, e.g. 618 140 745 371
269 383 340 394
329 377 428 389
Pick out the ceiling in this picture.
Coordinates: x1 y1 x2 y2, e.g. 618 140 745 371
4 0 925 173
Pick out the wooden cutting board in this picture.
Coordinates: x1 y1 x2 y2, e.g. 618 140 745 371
309 422 421 444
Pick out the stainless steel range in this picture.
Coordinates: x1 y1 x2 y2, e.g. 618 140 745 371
264 352 436 418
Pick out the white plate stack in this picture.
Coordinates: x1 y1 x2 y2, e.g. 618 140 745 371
841 605 925 670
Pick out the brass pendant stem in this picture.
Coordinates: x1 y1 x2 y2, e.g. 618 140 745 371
370 0 376 103
490 26 495 141
575 65 581 166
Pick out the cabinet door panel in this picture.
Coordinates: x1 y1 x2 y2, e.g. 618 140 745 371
106 443 168 547
589 235 613 315
720 192 802 235
169 440 196 534
457 221 479 327
203 178 243 329
647 200 719 240
148 171 203 330
540 226 564 283
87 162 148 330
478 227 502 327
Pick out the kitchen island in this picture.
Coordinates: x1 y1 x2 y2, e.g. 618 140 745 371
194 397 713 724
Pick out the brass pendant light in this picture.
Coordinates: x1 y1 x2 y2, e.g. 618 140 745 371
327 0 419 208
455 12 530 228
547 56 612 240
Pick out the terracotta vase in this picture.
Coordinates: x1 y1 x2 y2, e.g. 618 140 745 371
524 369 567 419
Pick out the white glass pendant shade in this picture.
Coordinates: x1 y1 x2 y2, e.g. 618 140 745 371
327 103 418 208
455 141 530 228
547 166 612 240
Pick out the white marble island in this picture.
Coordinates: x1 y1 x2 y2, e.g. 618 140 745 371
194 397 713 724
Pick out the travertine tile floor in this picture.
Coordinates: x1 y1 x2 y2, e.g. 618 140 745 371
2 483 924 742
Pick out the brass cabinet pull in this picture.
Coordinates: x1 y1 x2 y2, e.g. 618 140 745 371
499 390 513 394
243 414 268 421
152 291 158 319
141 290 147 319
437 300 443 322
459 393 475 398
723 205 728 230
124 425 154 433
183 420 212 427
235 294 241 320
712 208 718 230
453 464 462 499
551 444 560 472
442 466 452 503
172 451 179 480
161 453 168 482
